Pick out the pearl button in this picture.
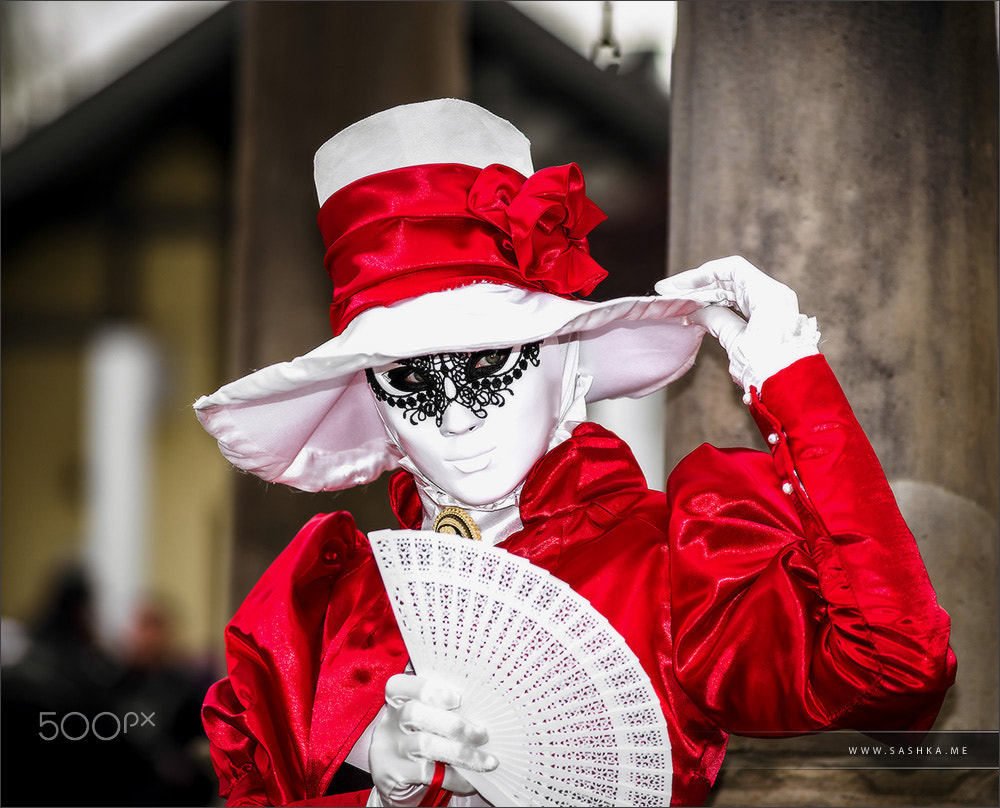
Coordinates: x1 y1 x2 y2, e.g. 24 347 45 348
743 391 753 405
782 481 795 495
768 432 781 445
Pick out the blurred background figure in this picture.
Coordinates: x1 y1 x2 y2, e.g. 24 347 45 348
115 596 217 806
1 566 216 805
1 565 130 806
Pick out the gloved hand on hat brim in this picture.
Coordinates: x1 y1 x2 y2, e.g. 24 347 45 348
655 255 821 392
369 673 498 806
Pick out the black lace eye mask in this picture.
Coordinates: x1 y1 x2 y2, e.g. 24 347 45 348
366 342 542 426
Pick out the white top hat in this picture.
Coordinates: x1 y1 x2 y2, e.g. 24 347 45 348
194 99 705 492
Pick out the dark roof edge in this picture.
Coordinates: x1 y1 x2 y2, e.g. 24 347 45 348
1 3 239 210
2 2 670 210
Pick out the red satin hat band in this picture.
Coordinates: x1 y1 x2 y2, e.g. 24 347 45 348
316 162 608 336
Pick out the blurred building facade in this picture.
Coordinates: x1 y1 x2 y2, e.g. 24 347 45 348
1 2 996 807
2 0 671 658
2 4 237 657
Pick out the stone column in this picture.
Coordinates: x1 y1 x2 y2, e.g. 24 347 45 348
228 1 468 607
667 2 998 804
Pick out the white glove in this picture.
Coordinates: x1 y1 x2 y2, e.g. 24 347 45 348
655 255 820 392
368 673 498 806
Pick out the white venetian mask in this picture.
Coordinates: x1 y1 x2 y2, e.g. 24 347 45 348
367 338 573 507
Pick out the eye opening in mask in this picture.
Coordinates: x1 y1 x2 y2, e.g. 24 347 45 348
381 363 432 394
466 347 514 380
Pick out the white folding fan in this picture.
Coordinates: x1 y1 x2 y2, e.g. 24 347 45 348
369 529 673 807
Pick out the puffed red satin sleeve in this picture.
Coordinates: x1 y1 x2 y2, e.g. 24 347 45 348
202 511 405 806
666 354 955 736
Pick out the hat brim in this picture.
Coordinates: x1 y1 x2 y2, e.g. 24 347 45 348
194 283 706 492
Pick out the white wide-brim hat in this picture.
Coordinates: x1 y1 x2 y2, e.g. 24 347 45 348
194 99 706 492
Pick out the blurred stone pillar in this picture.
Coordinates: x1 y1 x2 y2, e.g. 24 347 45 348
228 2 468 607
667 2 997 804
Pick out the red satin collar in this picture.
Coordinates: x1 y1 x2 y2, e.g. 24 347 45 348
387 422 647 533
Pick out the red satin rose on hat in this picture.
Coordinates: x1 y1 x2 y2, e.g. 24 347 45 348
468 163 608 297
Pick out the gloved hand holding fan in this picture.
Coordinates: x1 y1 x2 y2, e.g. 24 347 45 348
368 529 673 808
369 673 495 806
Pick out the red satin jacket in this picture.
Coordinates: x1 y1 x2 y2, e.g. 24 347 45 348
202 356 956 807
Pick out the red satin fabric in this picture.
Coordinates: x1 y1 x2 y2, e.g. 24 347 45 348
316 163 608 335
202 511 408 807
418 763 451 807
667 359 956 735
203 355 955 807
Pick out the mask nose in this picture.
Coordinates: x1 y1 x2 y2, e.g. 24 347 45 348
438 377 481 435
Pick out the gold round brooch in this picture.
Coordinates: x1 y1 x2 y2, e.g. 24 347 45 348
432 507 482 541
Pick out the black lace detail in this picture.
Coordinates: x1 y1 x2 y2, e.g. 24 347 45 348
366 342 542 426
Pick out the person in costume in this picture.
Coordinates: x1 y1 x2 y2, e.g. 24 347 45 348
195 99 956 807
